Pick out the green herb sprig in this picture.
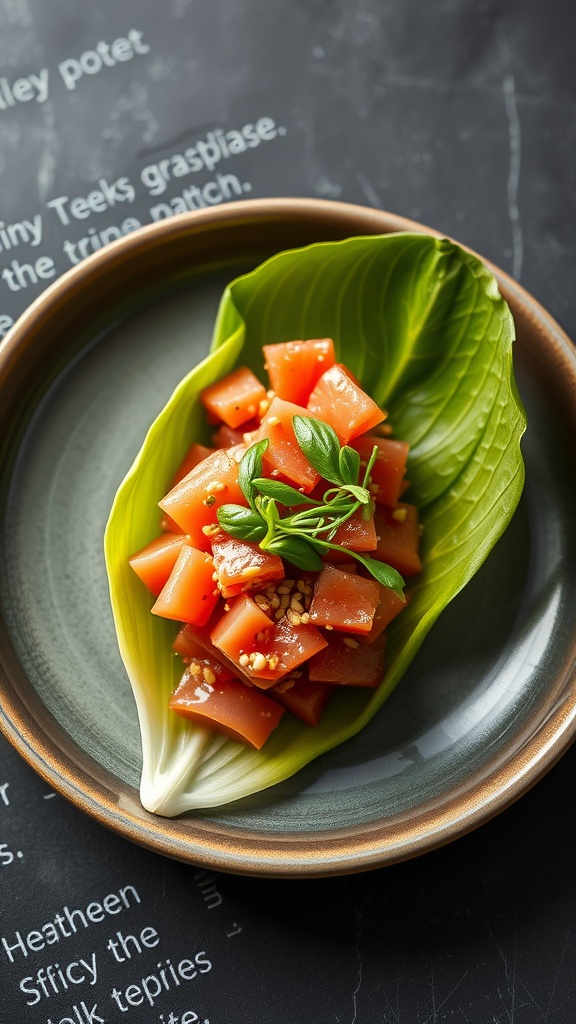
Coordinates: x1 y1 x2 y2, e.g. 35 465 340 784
217 416 405 597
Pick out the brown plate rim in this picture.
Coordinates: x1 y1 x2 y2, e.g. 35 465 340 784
1 197 575 877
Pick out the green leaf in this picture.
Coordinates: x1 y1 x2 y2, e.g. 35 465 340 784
237 439 268 509
267 535 324 571
293 415 343 484
216 505 267 541
105 232 526 813
339 445 361 484
342 484 370 504
355 555 406 596
252 477 314 506
259 493 278 540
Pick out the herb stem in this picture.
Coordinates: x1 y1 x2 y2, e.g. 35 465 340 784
362 445 379 489
283 498 361 535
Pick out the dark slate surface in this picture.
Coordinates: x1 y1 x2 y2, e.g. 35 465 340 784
1 2 575 1021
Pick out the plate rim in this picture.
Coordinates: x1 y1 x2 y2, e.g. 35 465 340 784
1 196 576 877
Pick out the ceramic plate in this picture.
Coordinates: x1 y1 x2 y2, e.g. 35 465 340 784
1 199 575 876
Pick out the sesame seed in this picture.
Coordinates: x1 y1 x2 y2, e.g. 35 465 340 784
239 654 250 667
392 508 407 522
203 667 216 684
274 608 285 620
300 612 311 624
343 637 359 648
251 653 267 671
206 480 225 493
202 523 221 537
267 416 281 426
277 585 292 595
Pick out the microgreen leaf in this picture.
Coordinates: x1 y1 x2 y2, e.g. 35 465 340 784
259 494 280 533
355 555 405 597
293 415 343 485
252 478 314 506
216 504 267 542
237 439 269 509
267 535 324 571
341 484 370 504
339 445 361 485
